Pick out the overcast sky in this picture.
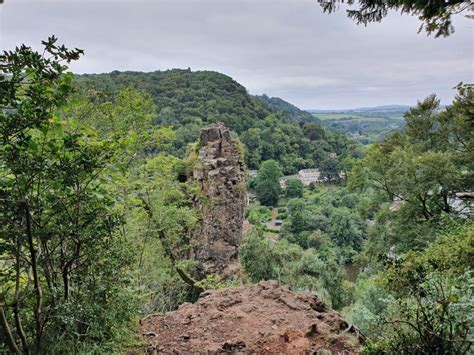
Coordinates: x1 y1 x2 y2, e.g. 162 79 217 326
1 0 473 109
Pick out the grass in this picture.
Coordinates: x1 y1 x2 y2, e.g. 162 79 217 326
313 113 369 120
313 113 405 122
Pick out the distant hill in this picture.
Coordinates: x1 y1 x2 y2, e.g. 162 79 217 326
307 105 412 117
255 94 315 122
308 105 409 145
353 104 412 112
307 105 412 112
75 69 351 174
76 69 273 134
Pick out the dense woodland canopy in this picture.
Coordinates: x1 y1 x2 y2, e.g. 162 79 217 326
75 70 358 175
243 82 473 352
255 94 316 122
0 38 473 354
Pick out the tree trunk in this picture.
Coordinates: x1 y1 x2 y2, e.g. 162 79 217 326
14 235 28 352
0 304 21 354
24 202 43 350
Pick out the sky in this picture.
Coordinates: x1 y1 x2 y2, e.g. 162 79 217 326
1 0 473 109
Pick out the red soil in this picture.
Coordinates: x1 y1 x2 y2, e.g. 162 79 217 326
140 280 364 354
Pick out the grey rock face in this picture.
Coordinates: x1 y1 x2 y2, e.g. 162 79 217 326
189 123 246 278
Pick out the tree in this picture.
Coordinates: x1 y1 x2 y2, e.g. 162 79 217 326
359 89 471 228
303 122 326 141
255 160 282 206
0 38 138 353
76 70 350 176
317 0 472 37
320 156 341 182
240 230 353 310
286 198 309 236
73 84 202 312
370 222 473 353
328 207 365 252
285 178 304 198
239 229 277 282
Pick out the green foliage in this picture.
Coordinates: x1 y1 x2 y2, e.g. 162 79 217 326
303 122 327 141
255 94 315 122
285 178 304 198
317 0 471 37
347 223 474 349
2 36 471 355
366 222 474 353
285 198 310 236
65 76 200 317
319 155 343 182
75 70 352 174
255 160 282 206
246 203 272 225
281 186 368 260
344 89 473 352
362 98 462 219
0 38 139 353
315 112 405 145
239 229 277 282
327 207 364 252
0 39 204 354
349 87 473 262
368 90 470 214
195 274 240 290
240 229 354 310
225 84 474 352
83 86 200 314
122 153 198 314
77 69 263 134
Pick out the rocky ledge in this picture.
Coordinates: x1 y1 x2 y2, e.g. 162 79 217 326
141 280 365 354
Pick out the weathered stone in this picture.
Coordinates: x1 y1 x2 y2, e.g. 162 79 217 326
189 123 246 278
193 170 204 180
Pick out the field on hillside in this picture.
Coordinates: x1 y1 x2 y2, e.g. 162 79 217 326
313 113 404 121
313 112 405 144
314 113 376 120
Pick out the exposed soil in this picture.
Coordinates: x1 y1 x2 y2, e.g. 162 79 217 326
140 281 364 354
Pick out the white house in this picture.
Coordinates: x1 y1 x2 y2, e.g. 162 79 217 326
280 174 299 188
298 169 322 186
280 169 323 188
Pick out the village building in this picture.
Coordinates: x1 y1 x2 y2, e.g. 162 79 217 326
389 192 473 217
298 169 322 186
280 169 323 188
279 174 299 188
450 192 473 218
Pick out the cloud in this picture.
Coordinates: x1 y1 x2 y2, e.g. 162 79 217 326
1 0 472 109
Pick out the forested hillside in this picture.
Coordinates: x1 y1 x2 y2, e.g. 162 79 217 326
310 106 409 144
244 85 474 353
76 70 356 175
255 94 315 122
1 38 472 354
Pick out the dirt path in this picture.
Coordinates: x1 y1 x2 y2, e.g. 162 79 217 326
271 207 278 220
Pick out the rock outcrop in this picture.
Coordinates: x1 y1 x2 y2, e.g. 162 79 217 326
189 123 246 278
141 281 365 354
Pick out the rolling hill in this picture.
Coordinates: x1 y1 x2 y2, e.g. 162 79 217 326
75 69 352 174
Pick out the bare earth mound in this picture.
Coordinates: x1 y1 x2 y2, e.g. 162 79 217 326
141 281 364 354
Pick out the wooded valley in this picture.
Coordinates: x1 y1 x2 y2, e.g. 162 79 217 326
0 34 472 354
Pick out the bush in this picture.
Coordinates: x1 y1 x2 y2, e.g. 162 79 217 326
285 178 304 198
355 222 474 354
